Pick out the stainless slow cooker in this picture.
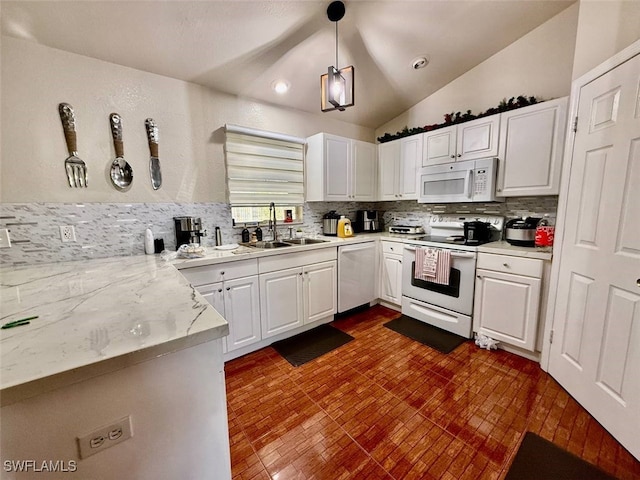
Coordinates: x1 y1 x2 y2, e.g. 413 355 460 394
322 210 340 236
505 217 541 247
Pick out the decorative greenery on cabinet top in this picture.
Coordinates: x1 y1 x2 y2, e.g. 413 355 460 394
377 95 542 143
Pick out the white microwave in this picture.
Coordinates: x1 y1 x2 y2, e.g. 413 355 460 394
417 157 503 203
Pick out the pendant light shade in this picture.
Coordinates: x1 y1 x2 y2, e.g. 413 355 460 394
321 1 354 112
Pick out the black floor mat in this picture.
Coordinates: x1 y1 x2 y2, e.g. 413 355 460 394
271 324 354 367
383 315 467 354
505 432 617 480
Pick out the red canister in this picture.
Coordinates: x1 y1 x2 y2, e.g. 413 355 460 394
535 215 555 247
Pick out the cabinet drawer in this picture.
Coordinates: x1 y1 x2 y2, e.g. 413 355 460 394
381 241 403 254
179 259 258 286
259 247 337 274
477 253 542 278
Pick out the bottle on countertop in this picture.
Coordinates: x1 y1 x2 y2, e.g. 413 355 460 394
337 216 353 238
255 225 263 241
215 226 222 246
535 214 555 247
144 228 154 255
241 224 250 243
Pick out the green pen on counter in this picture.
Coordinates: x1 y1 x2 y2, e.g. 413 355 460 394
1 316 38 329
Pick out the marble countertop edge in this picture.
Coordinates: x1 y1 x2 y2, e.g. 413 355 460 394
0 323 227 407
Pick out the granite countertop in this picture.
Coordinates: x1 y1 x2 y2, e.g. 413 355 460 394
0 255 229 406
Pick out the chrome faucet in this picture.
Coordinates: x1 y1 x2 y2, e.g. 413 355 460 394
269 202 278 242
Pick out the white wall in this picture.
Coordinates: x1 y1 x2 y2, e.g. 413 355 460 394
0 36 374 204
375 4 579 139
571 0 640 80
1 339 231 480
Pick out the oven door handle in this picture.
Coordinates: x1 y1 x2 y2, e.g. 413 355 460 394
403 245 475 259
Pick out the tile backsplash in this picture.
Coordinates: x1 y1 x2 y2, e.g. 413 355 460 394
1 197 557 266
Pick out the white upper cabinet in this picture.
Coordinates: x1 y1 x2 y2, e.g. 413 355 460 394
378 140 400 200
305 133 376 201
423 115 500 166
377 134 421 200
497 97 568 196
351 140 377 201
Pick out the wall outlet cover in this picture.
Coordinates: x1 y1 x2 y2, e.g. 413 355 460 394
60 225 76 243
77 416 133 459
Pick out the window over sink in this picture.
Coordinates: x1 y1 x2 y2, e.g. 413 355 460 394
225 125 305 224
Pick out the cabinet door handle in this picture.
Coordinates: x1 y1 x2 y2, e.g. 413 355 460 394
220 271 225 275
226 287 231 291
477 275 482 279
450 155 455 159
457 154 461 157
637 278 640 287
217 289 223 293
299 272 303 276
503 263 509 267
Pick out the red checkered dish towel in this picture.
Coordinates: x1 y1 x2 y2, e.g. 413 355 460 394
414 247 451 285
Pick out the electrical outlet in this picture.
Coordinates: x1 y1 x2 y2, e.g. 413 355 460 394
77 416 133 459
0 229 11 248
59 225 76 243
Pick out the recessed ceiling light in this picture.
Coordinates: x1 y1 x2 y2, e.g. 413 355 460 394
411 56 429 70
273 80 290 94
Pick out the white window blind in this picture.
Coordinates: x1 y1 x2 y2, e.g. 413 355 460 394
225 125 305 206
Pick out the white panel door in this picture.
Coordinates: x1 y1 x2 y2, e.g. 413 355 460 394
378 140 400 200
399 135 420 199
549 52 640 459
224 276 261 352
423 126 456 166
352 140 376 201
324 135 350 200
195 282 228 353
260 267 304 338
304 260 337 324
497 97 568 196
457 115 500 161
475 269 541 351
380 254 402 305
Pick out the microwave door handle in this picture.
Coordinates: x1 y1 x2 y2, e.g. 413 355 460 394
466 169 473 199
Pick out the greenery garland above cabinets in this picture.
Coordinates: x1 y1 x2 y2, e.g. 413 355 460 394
377 95 542 143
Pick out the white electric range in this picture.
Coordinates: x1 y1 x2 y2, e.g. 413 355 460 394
401 215 504 338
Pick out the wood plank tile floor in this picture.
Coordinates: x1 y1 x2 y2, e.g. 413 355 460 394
225 305 640 480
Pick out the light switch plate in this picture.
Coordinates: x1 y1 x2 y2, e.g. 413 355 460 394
0 229 11 248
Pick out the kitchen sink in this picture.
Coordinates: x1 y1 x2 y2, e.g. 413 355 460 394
242 241 292 249
240 238 329 249
283 238 329 245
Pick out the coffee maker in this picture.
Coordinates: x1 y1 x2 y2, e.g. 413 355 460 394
354 210 380 233
174 216 205 249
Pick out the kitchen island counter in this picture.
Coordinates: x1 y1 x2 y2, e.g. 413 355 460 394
0 254 229 406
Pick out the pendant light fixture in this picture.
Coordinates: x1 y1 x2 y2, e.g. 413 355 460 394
321 1 354 112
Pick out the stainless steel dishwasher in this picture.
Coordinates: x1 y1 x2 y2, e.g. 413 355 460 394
337 241 376 313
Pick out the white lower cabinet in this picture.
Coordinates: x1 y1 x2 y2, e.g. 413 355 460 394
473 253 542 352
195 276 261 353
260 267 305 338
379 241 402 306
260 260 337 339
304 261 337 323
178 259 261 354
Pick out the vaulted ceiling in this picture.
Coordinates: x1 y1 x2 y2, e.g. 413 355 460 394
1 1 575 128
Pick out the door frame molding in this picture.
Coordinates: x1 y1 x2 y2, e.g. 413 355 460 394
540 38 640 371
